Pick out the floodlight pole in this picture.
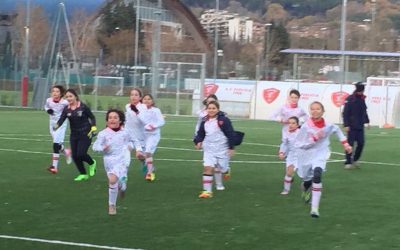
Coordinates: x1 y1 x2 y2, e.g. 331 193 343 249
134 0 140 86
339 0 347 87
212 0 219 82
151 0 162 97
21 0 31 107
339 0 347 123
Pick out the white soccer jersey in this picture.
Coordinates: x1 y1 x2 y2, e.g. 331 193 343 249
279 128 300 168
138 106 165 154
295 118 347 180
201 118 230 171
93 127 135 178
125 103 146 151
44 98 69 143
270 104 308 133
195 109 207 135
45 98 69 123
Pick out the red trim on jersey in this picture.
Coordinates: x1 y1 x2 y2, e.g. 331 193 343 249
311 118 325 128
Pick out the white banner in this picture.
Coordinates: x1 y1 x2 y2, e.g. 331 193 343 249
254 81 400 126
203 80 256 102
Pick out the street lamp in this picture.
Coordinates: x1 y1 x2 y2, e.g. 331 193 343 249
264 23 272 79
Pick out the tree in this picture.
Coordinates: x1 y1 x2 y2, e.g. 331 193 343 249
97 1 139 65
264 3 289 25
15 4 50 69
266 22 290 79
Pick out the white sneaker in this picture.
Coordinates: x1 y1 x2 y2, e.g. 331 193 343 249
310 208 319 218
344 164 355 170
353 161 360 169
109 205 117 215
280 190 289 195
216 185 225 191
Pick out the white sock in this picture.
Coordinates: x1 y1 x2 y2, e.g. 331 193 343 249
311 182 323 211
283 175 292 191
109 182 118 206
52 153 60 168
202 175 213 193
214 169 223 187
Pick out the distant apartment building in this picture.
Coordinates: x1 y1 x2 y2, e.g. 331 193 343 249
200 9 256 43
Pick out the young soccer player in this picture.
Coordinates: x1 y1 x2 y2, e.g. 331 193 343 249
342 82 370 169
194 94 218 137
295 101 352 218
194 101 236 198
125 88 147 173
270 89 307 135
54 89 97 181
44 85 72 174
278 116 300 195
93 109 134 215
140 94 165 182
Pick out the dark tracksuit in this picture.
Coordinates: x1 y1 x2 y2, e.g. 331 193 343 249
57 102 96 174
342 93 370 164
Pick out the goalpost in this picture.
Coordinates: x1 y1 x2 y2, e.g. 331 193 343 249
92 76 125 111
93 76 125 96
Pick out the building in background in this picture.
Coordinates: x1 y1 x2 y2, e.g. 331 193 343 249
200 9 256 43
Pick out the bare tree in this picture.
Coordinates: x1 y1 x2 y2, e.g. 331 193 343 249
15 4 49 69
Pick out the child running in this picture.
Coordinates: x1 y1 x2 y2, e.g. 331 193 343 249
44 85 72 174
194 94 218 137
54 89 97 181
278 116 300 195
93 109 134 215
295 101 352 218
270 89 307 135
125 88 147 173
194 101 236 198
140 94 165 182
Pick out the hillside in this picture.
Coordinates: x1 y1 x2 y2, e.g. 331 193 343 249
181 0 344 17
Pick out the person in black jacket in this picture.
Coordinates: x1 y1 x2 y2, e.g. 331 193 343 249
54 89 97 181
194 101 236 198
342 82 370 169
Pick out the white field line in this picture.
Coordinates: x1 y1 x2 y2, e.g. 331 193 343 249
0 235 143 250
0 135 399 166
0 147 398 166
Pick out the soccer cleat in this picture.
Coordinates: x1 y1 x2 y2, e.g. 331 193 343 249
310 208 320 218
145 172 156 182
64 148 72 165
47 166 58 174
280 190 289 195
109 205 117 215
89 160 97 177
302 190 311 204
353 161 361 169
223 169 231 180
216 185 225 191
74 174 89 181
198 191 213 198
344 164 356 170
